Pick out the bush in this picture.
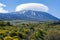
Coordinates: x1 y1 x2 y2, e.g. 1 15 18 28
45 30 60 40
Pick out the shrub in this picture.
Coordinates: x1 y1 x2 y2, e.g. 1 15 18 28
45 30 60 40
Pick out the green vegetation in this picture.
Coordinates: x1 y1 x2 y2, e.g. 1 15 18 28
0 20 60 40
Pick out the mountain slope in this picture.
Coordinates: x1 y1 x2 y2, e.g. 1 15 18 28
0 10 59 22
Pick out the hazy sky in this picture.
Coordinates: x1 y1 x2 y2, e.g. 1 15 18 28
0 0 60 19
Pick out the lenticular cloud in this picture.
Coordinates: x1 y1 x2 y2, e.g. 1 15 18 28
16 3 49 12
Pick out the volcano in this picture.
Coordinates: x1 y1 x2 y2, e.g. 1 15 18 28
0 10 59 22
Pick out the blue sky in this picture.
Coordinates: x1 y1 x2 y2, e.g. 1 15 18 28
0 0 60 19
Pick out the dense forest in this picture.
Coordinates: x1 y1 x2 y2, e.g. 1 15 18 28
0 20 60 40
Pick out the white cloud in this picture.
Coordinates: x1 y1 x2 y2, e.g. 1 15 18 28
16 3 49 12
0 3 8 13
0 3 6 7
